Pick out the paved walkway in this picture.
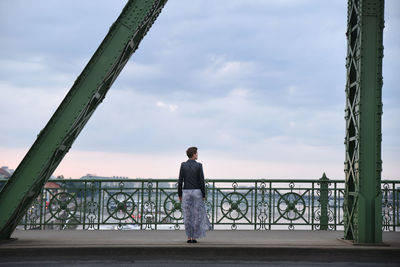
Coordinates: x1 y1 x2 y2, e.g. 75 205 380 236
2 230 400 248
1 230 399 265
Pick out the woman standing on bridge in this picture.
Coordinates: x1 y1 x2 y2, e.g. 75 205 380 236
178 147 211 243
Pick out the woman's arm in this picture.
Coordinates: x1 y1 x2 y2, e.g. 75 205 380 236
178 163 184 201
199 163 206 199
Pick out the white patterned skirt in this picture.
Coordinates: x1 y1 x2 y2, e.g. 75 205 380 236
182 189 211 239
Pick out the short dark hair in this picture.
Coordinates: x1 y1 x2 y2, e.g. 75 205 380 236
186 147 198 158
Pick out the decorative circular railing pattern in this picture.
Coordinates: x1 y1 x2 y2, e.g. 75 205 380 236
4 178 397 231
106 192 135 220
277 192 305 221
220 192 249 220
163 192 182 220
48 192 77 220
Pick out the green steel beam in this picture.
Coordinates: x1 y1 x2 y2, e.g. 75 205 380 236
0 0 168 239
344 0 384 244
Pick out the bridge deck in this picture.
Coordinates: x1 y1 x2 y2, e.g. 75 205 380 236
1 230 399 265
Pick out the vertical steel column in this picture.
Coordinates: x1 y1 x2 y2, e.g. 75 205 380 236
344 0 384 243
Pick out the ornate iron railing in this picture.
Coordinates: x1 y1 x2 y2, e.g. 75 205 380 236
0 176 398 231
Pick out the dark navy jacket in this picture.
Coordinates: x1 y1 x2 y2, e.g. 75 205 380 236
178 159 206 198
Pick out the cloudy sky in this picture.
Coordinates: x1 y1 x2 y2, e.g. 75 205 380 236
0 0 399 179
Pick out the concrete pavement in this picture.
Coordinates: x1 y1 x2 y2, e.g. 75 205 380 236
0 230 399 265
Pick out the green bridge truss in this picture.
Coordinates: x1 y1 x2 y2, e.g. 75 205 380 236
0 0 168 239
344 0 385 244
0 0 387 245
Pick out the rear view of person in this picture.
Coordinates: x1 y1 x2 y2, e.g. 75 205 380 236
178 147 211 243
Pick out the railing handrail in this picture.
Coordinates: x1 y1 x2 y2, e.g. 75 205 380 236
2 176 397 231
1 178 399 183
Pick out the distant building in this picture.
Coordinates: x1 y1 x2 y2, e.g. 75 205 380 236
0 167 14 191
45 181 62 189
79 174 175 189
0 166 13 179
79 174 131 188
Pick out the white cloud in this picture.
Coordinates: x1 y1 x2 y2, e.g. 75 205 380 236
0 59 45 72
0 0 398 180
156 101 178 112
156 101 166 108
197 56 258 87
0 82 67 146
123 62 164 80
288 86 297 94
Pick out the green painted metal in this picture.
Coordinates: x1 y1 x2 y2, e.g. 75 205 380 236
1 177 398 231
344 0 385 243
0 0 168 239
318 173 329 230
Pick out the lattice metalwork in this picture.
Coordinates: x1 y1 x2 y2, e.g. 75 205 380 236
344 0 384 243
6 177 397 232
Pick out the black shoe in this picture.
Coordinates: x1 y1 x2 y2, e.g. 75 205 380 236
192 239 197 243
187 239 192 243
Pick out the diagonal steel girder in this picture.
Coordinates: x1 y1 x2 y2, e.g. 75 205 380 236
0 0 168 239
